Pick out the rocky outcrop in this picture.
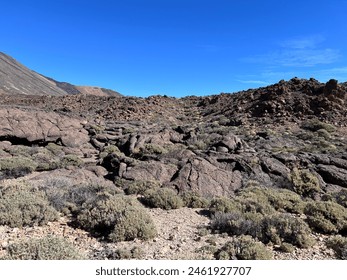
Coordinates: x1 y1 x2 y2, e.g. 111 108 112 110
0 108 89 148
316 165 347 188
169 157 242 197
1 73 347 198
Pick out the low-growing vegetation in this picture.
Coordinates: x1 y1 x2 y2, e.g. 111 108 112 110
326 235 347 260
141 187 184 210
76 192 157 242
1 236 85 260
180 191 210 208
0 156 38 178
301 119 336 133
0 181 58 227
37 176 121 215
209 186 314 249
215 235 273 260
290 168 321 197
124 180 160 195
304 201 347 234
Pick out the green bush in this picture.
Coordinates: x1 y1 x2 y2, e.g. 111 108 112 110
0 156 38 178
2 236 85 260
302 119 336 133
209 197 241 215
260 188 305 214
304 201 347 234
290 168 320 197
210 211 263 237
142 188 183 210
181 191 210 208
279 242 295 253
76 193 157 242
46 143 64 156
60 154 83 167
331 189 347 208
316 129 331 140
235 187 304 214
211 211 313 248
261 214 314 248
235 189 275 215
104 247 144 260
215 235 273 260
0 183 58 227
326 235 347 260
138 144 167 156
39 177 121 215
125 180 160 195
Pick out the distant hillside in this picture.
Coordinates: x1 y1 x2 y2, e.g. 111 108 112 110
0 52 121 97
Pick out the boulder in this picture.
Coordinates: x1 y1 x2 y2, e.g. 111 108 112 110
316 164 347 188
169 157 242 197
122 161 177 184
0 108 89 148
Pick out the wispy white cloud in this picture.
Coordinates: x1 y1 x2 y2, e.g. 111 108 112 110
250 66 347 85
279 35 324 49
236 79 270 85
244 35 340 67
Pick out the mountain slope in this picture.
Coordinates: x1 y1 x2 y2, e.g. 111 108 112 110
0 52 121 96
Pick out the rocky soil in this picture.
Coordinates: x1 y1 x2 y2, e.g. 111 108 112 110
0 77 347 260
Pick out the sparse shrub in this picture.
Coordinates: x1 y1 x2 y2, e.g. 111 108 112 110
197 227 211 237
261 214 314 248
316 129 331 140
326 235 347 260
76 193 156 242
302 119 336 133
290 168 320 197
104 247 144 260
39 177 122 215
331 189 347 208
209 197 241 215
2 236 85 260
138 144 167 156
46 143 64 156
262 188 305 214
142 188 183 210
210 211 262 237
99 145 122 159
215 235 273 260
188 140 208 151
181 191 210 208
125 180 160 195
236 188 276 215
60 154 83 167
32 152 59 171
0 156 38 178
236 187 305 214
103 145 121 154
304 201 347 234
279 242 295 253
0 183 58 227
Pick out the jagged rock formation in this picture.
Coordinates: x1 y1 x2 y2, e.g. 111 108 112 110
1 74 347 198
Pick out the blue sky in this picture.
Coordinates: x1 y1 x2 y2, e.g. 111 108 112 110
1 0 347 97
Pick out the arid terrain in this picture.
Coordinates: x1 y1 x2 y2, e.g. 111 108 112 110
0 52 347 260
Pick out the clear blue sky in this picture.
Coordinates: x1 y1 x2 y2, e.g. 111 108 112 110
1 0 347 97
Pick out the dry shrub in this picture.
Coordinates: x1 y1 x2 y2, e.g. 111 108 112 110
304 201 347 234
215 235 273 260
0 181 58 227
141 188 183 210
76 192 156 242
2 236 85 260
